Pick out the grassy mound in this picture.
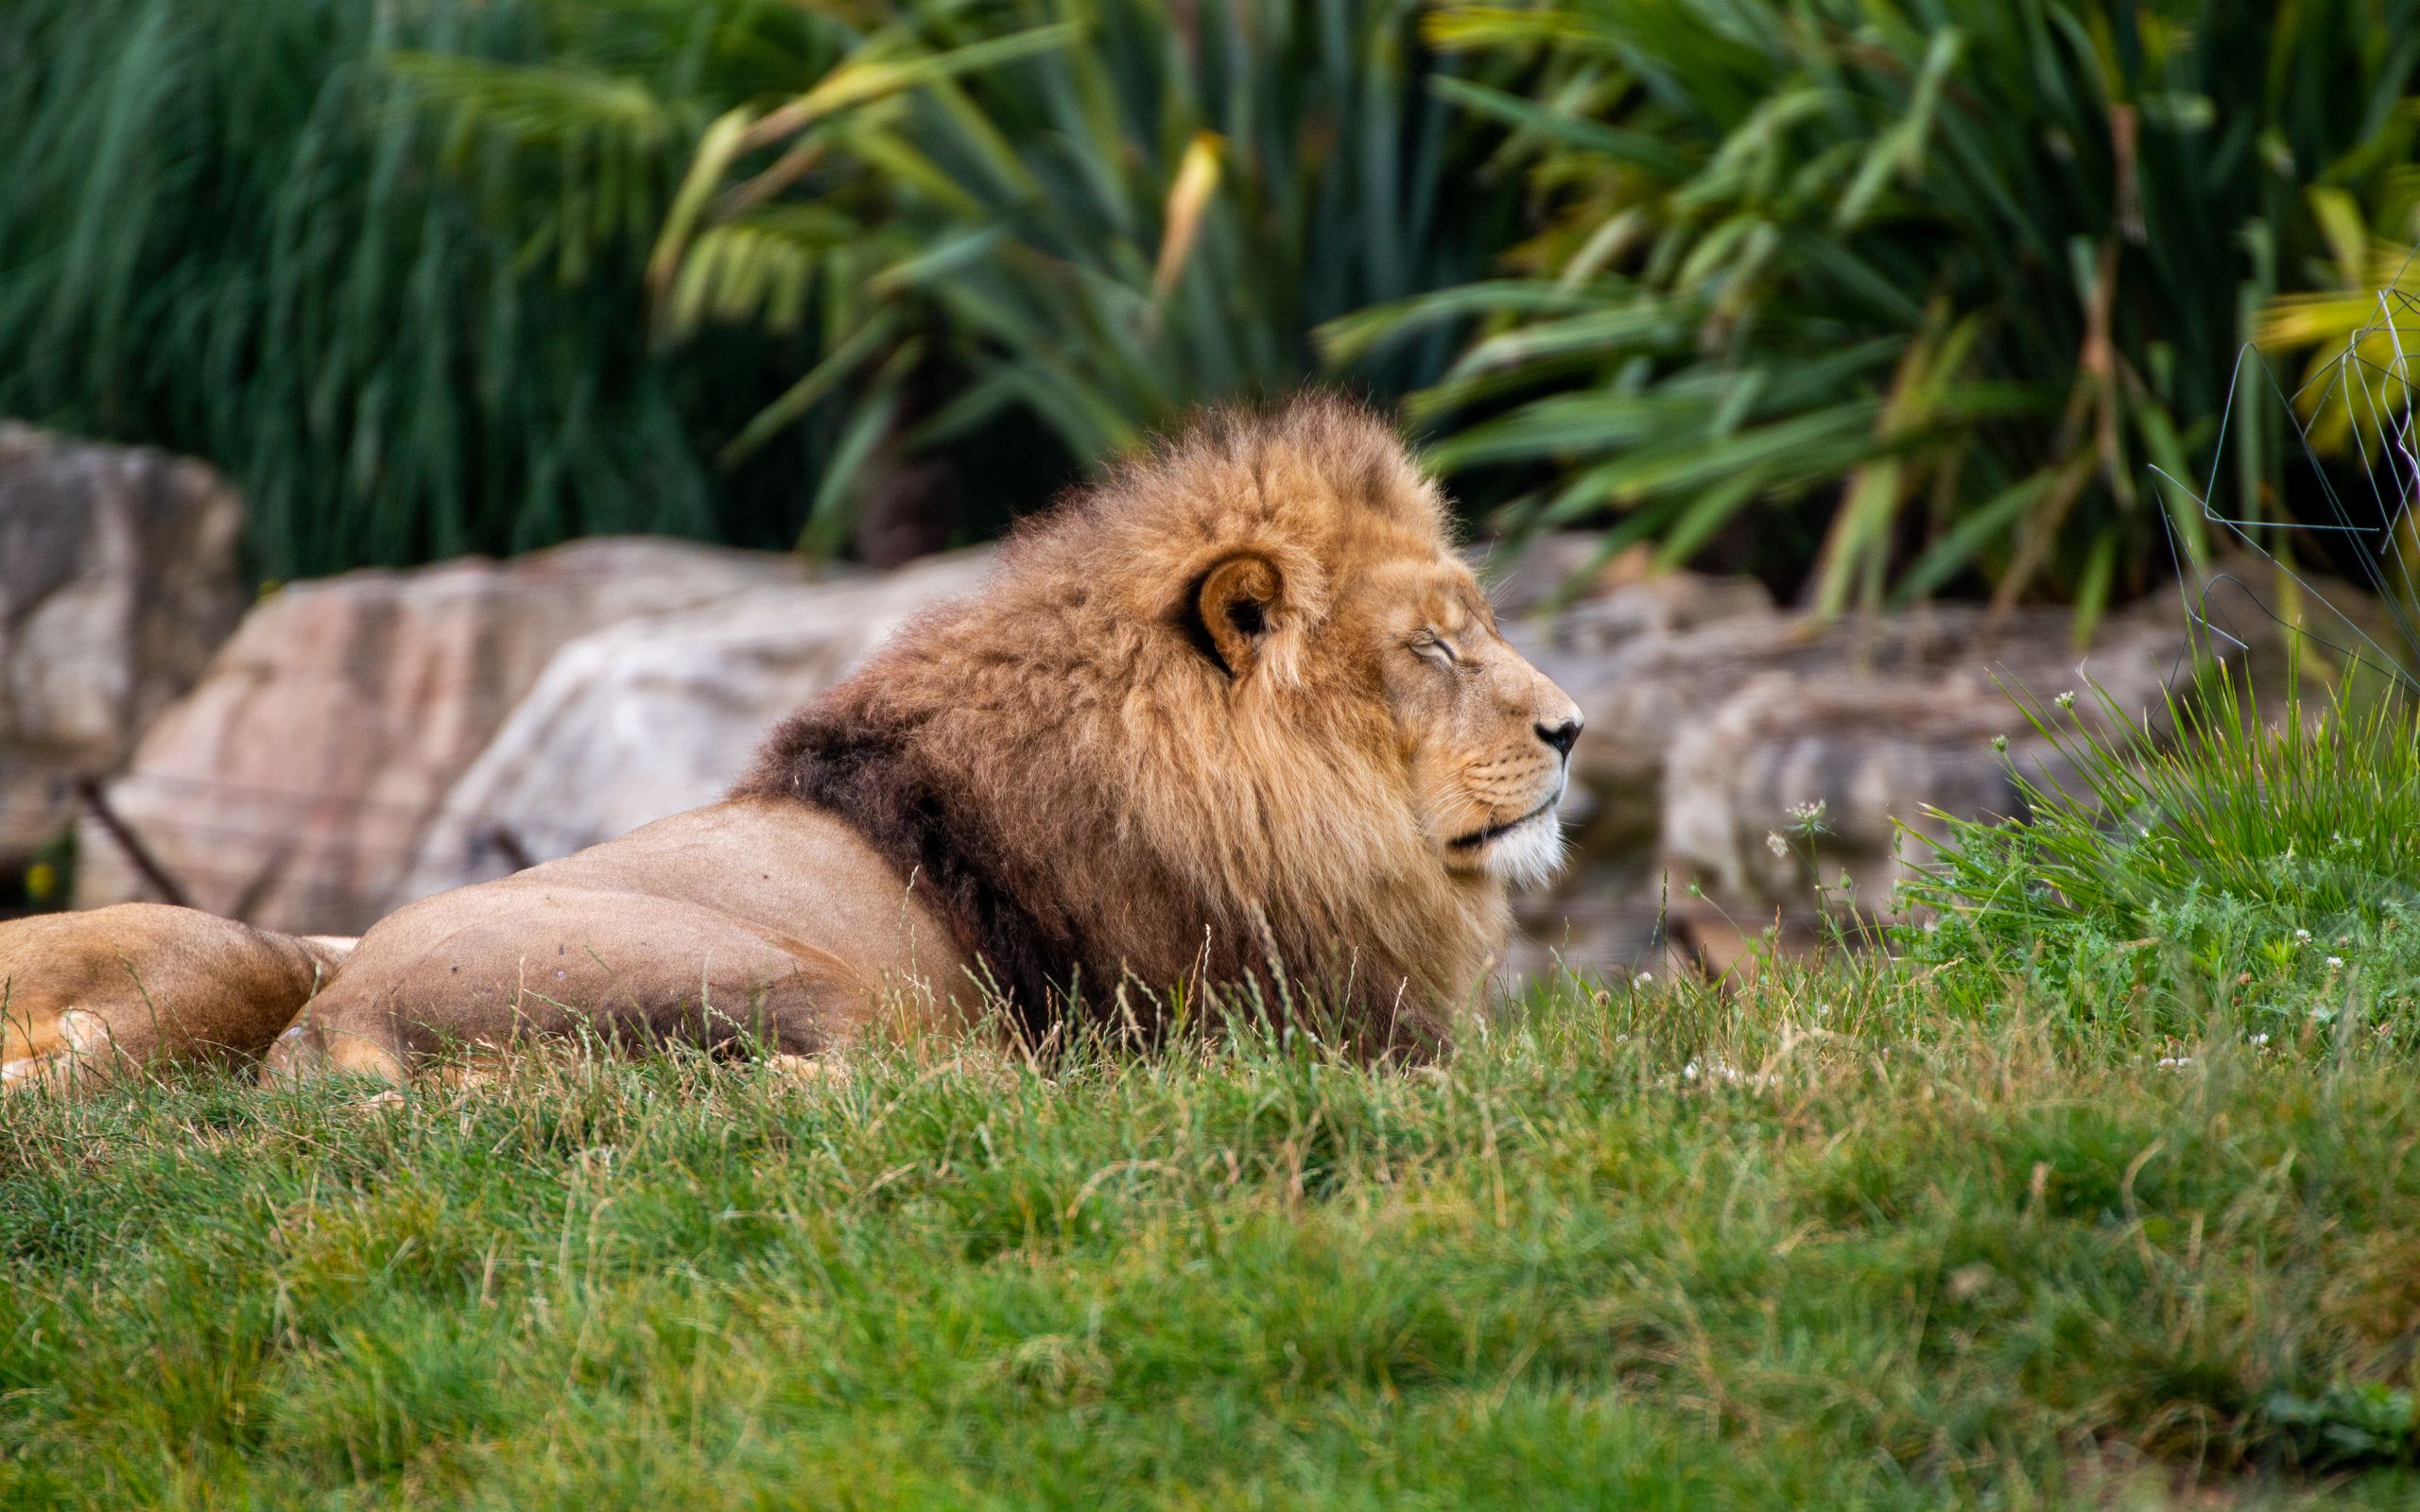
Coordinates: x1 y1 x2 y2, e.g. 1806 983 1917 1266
5 968 2420 1507
10 672 2420 1503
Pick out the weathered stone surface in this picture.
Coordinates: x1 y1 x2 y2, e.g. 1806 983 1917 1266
1499 556 2328 978
76 539 807 933
1498 568 1783 842
1659 671 2053 912
1653 605 2173 884
396 549 997 903
0 424 247 865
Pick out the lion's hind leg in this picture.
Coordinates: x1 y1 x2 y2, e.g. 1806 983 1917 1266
262 878 887 1088
0 904 347 1094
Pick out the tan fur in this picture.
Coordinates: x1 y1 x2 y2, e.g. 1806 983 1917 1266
258 799 973 1083
0 395 1579 1091
1 905 347 1091
735 394 1582 1051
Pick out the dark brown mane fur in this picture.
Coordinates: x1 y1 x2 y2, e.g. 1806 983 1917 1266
733 695 1084 1045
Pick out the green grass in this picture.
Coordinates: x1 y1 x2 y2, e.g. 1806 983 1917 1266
10 672 2420 1505
1903 668 2420 1021
8 956 2420 1507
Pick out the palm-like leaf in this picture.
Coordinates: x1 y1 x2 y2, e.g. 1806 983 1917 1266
631 0 1527 495
0 0 850 576
1349 0 2420 624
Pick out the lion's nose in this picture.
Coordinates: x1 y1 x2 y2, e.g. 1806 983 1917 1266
1536 717 1582 759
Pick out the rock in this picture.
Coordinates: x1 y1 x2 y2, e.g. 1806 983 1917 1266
1660 671 2051 908
1644 583 2322 931
0 425 247 866
1502 557 2339 978
76 538 808 934
1501 568 1783 842
396 549 997 902
1514 596 2181 835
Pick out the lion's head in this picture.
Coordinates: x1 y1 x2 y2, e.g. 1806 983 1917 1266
737 395 1581 1050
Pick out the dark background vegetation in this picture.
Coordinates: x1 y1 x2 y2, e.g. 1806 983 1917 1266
5 0 2416 627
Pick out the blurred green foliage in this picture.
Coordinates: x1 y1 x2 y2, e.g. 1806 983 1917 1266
401 0 1521 553
0 0 1511 576
0 0 833 578
1331 0 2420 630
5 0 2420 618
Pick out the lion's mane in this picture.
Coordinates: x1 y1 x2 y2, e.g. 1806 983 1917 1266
734 396 1511 1052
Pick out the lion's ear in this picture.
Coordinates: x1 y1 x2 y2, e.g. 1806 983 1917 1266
1191 553 1287 679
1182 544 1328 682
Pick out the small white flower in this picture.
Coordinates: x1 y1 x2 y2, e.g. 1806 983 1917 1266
2055 690 2077 710
1634 971 1653 987
2155 1056 2193 1070
1815 1004 1831 1019
1767 831 1789 857
2295 929 2313 943
1682 1061 1701 1081
1991 734 2009 752
2249 1033 2270 1047
2326 955 2344 971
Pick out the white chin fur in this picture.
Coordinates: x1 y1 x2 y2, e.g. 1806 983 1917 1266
1479 812 1569 890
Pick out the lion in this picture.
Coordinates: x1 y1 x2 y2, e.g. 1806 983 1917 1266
0 396 1582 1092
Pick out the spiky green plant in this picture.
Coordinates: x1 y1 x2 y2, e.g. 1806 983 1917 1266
334 0 1525 554
457 0 1528 544
387 1 1089 554
1901 664 2420 1027
797 0 1522 461
0 0 842 578
2255 172 2420 460
1327 0 2420 633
